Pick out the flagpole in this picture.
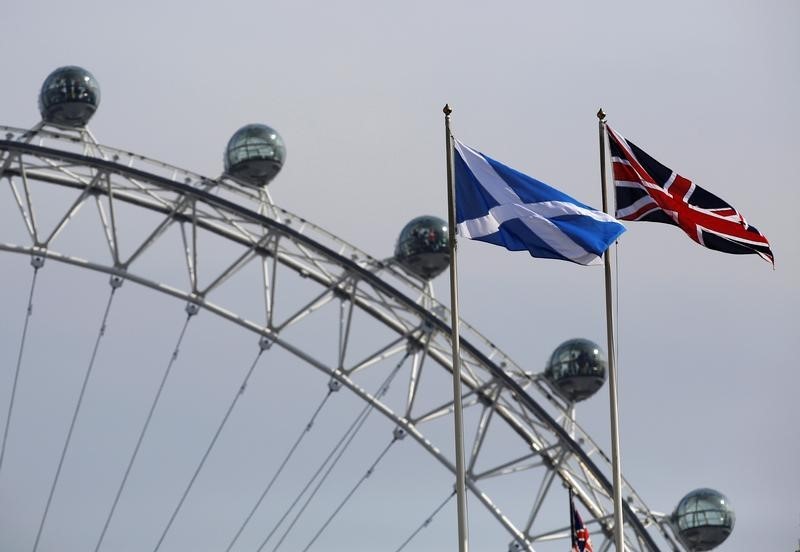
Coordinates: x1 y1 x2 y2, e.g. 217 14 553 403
597 108 625 551
444 103 470 552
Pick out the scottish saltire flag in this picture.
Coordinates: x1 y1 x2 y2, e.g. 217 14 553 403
570 495 594 552
607 126 774 265
453 139 625 265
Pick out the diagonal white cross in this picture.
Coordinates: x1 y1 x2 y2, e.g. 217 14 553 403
455 140 613 265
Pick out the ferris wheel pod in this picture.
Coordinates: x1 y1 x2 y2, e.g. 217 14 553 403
394 215 449 280
543 338 607 403
672 488 735 551
223 123 285 186
38 66 101 128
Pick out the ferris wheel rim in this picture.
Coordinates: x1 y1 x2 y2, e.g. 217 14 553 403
0 137 666 552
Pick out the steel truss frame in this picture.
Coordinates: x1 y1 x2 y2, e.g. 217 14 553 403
0 125 685 552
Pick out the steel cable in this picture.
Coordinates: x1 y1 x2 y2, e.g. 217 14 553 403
0 264 40 474
298 438 397 552
256 352 410 552
151 344 266 552
392 490 456 552
32 284 119 552
94 310 195 552
224 389 333 552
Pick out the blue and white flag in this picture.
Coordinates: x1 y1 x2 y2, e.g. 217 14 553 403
454 139 625 265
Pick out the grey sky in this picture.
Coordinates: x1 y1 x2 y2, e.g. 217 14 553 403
1 1 798 551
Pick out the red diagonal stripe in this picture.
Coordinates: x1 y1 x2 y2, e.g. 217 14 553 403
607 127 658 187
611 161 642 184
644 184 769 245
620 203 662 221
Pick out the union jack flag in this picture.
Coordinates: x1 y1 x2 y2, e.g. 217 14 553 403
607 125 774 265
570 492 593 552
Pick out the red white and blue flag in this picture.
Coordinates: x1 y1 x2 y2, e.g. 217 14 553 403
606 125 774 265
570 492 593 552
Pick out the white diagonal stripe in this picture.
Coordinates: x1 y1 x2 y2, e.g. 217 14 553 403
662 172 677 193
616 196 657 219
458 202 598 264
455 140 520 204
455 139 619 265
614 179 646 189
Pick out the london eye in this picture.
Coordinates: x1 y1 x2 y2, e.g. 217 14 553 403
0 66 736 552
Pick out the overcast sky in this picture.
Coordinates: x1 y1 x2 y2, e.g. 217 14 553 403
1 1 798 551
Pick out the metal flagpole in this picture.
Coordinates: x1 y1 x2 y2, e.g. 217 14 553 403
443 103 470 552
597 108 625 551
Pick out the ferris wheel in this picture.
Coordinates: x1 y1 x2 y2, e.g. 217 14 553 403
0 66 736 552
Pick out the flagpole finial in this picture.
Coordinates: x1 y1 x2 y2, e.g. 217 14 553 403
443 104 453 116
597 108 606 121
